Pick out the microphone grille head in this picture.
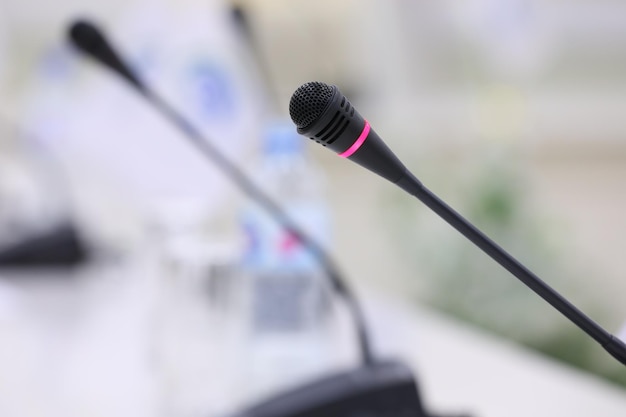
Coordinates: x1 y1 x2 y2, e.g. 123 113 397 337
289 82 334 130
68 20 103 53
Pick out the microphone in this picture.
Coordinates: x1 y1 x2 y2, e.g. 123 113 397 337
290 82 409 186
66 20 374 364
68 20 145 92
290 81 626 367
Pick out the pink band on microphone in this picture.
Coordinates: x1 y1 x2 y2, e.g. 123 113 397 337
339 120 370 158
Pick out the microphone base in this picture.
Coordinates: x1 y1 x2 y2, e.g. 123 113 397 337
232 360 443 417
0 222 88 268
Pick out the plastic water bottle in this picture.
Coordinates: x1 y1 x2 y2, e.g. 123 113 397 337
240 120 333 398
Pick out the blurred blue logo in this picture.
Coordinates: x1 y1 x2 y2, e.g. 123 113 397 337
186 60 236 123
39 45 75 81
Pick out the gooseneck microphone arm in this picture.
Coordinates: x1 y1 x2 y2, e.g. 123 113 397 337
67 20 374 365
290 81 626 366
146 91 374 365
396 173 626 365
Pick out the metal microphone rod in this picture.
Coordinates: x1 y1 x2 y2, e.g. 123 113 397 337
394 172 626 366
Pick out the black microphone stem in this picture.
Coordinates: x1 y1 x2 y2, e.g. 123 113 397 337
395 171 626 366
67 21 375 365
140 88 374 365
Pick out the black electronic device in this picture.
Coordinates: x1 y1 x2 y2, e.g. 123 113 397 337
231 360 431 417
0 222 88 268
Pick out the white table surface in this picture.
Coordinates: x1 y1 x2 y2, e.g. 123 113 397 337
0 261 624 417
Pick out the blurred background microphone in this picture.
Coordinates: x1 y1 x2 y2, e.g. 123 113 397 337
67 10 375 388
